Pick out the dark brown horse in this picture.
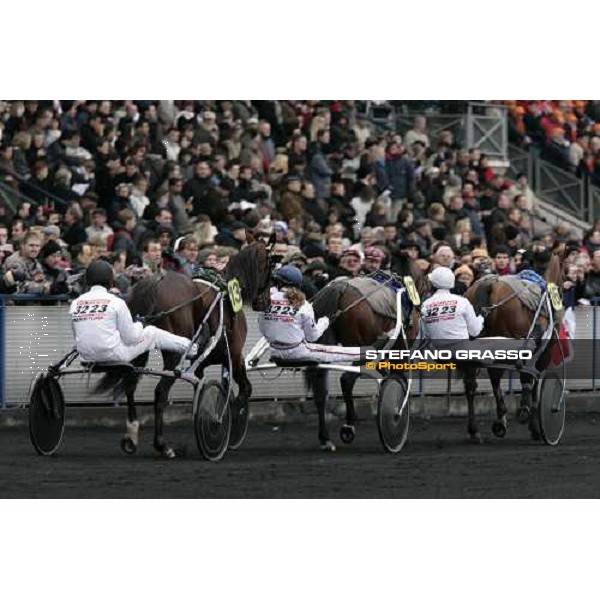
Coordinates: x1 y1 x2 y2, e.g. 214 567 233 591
308 255 426 449
464 251 564 442
97 241 274 458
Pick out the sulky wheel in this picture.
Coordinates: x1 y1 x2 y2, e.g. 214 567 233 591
377 377 410 454
491 419 507 438
228 395 249 450
29 373 66 456
537 371 566 446
340 424 356 444
193 380 231 462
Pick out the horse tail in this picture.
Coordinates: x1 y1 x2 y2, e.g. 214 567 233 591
92 353 147 396
92 371 128 395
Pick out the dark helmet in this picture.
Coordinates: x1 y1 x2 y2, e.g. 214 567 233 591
273 265 303 288
86 260 114 288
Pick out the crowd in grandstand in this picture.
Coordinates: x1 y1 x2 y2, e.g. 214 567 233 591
0 99 599 305
505 100 600 186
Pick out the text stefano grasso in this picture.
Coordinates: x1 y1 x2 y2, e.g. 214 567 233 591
364 349 533 361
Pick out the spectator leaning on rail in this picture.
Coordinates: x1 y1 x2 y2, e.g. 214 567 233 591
3 231 51 294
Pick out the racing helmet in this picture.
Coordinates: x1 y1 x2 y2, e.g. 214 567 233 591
86 260 115 289
428 266 455 290
274 265 303 288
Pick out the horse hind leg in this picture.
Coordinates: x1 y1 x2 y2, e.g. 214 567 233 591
120 352 147 455
153 352 179 458
489 369 508 439
464 368 482 443
307 367 335 451
339 371 359 444
520 373 541 441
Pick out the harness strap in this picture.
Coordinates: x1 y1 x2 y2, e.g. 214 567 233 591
141 283 213 323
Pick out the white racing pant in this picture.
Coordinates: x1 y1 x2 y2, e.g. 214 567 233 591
112 325 191 363
271 341 362 364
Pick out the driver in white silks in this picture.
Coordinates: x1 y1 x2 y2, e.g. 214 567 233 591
421 267 484 342
69 260 197 363
258 266 363 363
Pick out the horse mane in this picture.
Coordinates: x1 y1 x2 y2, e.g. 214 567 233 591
127 273 165 316
225 242 266 303
545 253 563 286
311 279 350 344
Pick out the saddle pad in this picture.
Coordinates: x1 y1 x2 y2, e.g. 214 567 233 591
347 278 398 320
499 275 545 315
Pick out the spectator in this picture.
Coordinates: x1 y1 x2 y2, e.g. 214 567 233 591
85 208 113 244
403 116 430 149
215 221 247 250
70 242 93 273
363 246 386 274
337 248 362 278
584 249 600 300
492 245 512 275
175 235 199 277
308 130 333 199
4 231 50 293
40 240 69 296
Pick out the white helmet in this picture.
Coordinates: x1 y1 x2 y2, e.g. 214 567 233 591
428 266 455 290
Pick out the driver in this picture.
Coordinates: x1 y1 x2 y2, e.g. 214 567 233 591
421 267 484 342
258 265 363 363
69 260 197 363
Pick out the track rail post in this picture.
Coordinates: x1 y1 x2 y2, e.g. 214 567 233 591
0 297 5 407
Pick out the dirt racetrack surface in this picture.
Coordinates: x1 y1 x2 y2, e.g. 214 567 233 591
2 414 600 498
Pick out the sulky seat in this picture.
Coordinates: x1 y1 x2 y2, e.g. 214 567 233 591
271 358 321 368
80 361 137 374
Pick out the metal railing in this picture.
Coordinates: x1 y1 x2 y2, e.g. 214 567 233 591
507 144 596 224
465 103 508 159
2 301 600 408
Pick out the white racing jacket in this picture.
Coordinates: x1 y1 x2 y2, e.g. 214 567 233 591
258 287 329 348
421 289 484 341
69 285 144 361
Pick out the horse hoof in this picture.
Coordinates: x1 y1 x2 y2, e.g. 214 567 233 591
491 420 507 438
162 447 177 459
120 437 137 455
320 440 336 452
517 406 531 424
340 424 356 444
468 433 483 444
154 443 177 459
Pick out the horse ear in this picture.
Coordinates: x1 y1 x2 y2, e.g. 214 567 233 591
268 231 277 247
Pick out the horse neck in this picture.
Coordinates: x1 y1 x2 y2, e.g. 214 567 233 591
225 244 264 301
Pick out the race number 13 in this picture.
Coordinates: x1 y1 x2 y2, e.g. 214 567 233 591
228 278 243 313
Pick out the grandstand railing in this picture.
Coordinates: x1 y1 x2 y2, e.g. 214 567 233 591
1 300 600 408
507 144 596 224
465 103 508 160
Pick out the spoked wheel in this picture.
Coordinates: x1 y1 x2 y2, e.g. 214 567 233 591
535 329 567 446
29 373 66 456
377 376 410 454
228 395 249 450
193 380 231 461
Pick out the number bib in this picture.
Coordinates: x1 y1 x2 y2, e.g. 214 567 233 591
547 283 563 312
227 278 243 313
403 276 421 307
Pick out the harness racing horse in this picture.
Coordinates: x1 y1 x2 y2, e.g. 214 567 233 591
308 256 426 450
464 251 564 442
96 241 274 458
